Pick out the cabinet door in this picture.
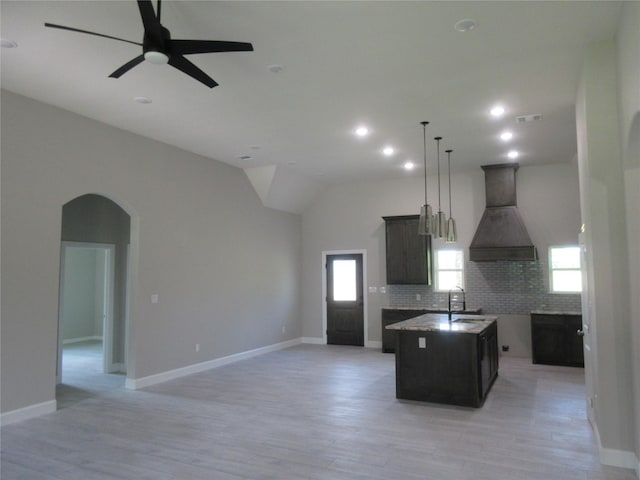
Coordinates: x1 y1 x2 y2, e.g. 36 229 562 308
404 220 429 284
384 220 406 284
383 216 432 285
565 315 585 367
531 315 566 364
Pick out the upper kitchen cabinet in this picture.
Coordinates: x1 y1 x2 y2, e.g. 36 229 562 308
383 215 432 285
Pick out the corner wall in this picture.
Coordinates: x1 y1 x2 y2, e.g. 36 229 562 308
616 1 640 473
0 91 302 414
576 27 637 467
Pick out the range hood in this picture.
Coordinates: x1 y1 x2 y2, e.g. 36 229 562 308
469 163 537 262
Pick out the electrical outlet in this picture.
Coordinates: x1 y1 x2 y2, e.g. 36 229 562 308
195 344 200 352
416 293 421 301
282 325 286 334
418 337 426 349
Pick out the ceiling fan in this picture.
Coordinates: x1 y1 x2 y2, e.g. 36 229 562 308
44 0 253 88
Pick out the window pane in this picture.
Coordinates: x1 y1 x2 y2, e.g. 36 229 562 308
333 260 356 301
438 250 463 269
551 247 581 269
552 270 582 292
438 271 462 291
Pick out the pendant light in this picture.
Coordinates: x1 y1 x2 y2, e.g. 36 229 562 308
445 149 457 243
418 121 434 235
434 136 447 238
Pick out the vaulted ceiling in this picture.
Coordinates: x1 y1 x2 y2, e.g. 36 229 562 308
1 1 622 212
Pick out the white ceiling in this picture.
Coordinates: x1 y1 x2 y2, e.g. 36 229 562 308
1 1 622 211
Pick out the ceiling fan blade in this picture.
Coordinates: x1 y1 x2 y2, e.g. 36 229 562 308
170 39 254 55
44 23 141 47
168 55 218 88
109 55 146 78
137 0 162 44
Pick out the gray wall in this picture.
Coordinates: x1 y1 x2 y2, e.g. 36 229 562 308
574 2 639 464
62 247 104 341
301 163 582 357
1 91 302 413
62 194 131 364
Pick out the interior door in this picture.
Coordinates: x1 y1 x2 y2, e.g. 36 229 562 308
326 254 364 346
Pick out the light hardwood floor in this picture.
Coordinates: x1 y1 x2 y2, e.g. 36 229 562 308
1 344 637 479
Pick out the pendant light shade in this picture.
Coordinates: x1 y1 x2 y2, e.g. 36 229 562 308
434 137 446 238
418 121 434 235
445 149 457 243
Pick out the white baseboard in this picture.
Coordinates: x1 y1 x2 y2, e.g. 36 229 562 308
1 400 57 426
63 336 103 345
126 338 302 390
600 447 638 471
301 337 324 344
366 340 382 349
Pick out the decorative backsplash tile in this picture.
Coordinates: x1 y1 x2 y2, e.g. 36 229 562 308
387 260 581 315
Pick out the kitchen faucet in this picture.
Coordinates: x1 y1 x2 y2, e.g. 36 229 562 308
448 286 466 321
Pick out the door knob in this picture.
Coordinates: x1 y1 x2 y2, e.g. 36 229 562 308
577 330 585 336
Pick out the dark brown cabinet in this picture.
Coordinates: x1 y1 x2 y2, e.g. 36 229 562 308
383 215 432 285
394 321 498 407
531 313 584 367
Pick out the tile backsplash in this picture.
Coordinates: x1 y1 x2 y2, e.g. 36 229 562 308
387 260 581 315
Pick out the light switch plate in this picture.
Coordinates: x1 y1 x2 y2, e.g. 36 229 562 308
368 286 377 293
151 294 159 304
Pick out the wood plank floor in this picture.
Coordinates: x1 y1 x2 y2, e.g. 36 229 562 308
1 344 636 479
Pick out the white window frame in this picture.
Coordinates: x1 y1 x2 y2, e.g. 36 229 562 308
434 248 465 293
548 245 582 294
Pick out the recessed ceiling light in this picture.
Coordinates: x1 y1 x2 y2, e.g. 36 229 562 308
454 19 476 32
403 161 415 171
133 96 152 104
249 145 261 150
237 154 253 161
355 126 369 137
382 146 395 156
267 64 284 74
507 150 519 159
1 38 18 48
490 105 505 117
500 131 513 141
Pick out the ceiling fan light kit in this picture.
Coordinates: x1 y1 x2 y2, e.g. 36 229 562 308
44 0 253 88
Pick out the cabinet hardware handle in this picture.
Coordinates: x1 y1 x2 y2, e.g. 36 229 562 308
577 330 585 336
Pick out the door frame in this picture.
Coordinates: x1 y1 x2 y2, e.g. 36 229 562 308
57 241 116 383
321 250 368 346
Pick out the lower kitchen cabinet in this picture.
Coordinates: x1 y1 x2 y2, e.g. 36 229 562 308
531 313 584 367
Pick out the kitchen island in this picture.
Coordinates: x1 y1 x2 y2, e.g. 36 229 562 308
386 313 498 407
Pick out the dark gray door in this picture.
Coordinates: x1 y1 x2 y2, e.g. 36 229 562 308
326 254 364 346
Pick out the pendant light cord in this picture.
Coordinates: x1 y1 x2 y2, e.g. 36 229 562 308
435 137 442 210
447 150 453 217
421 122 429 205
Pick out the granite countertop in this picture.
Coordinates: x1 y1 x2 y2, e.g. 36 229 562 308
385 313 497 334
531 310 582 316
382 307 483 314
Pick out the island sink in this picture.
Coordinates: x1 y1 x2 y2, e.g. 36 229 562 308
386 313 499 407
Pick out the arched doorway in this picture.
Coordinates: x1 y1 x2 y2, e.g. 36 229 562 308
56 194 132 406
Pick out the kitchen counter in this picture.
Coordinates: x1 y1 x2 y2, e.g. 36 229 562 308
381 308 484 353
383 307 482 313
388 313 499 407
385 313 497 334
530 309 582 316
